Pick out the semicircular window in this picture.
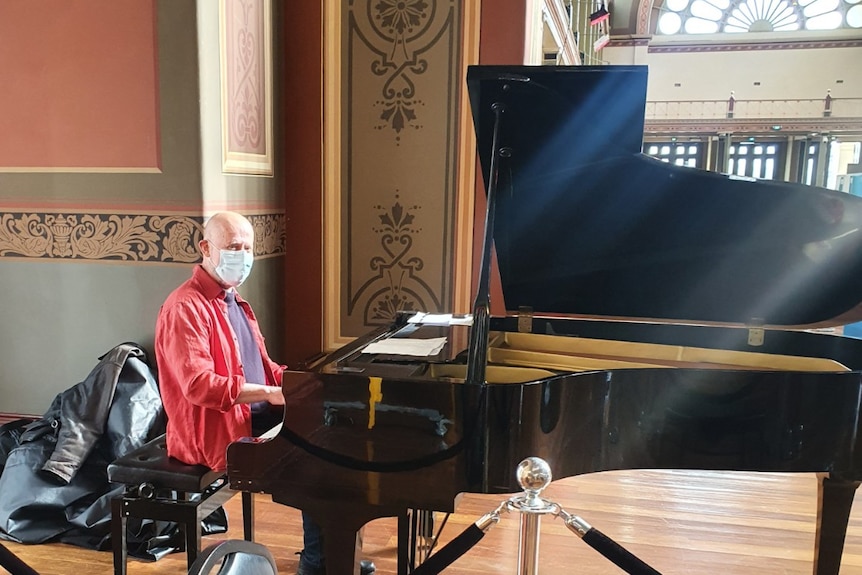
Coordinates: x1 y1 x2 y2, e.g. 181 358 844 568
657 0 862 34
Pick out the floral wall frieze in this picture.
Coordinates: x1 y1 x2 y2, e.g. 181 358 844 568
0 211 285 263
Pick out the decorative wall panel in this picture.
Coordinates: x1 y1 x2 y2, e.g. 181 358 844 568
0 1 160 171
220 0 274 175
335 0 463 338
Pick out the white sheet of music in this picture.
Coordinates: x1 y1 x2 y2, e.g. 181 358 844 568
407 312 473 326
360 336 448 356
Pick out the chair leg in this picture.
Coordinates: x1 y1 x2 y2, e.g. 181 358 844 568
242 491 254 541
111 497 128 575
185 516 203 570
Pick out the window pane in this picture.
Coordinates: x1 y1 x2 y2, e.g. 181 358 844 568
659 12 683 33
805 11 843 27
708 0 732 9
765 158 775 179
666 0 690 10
804 0 840 14
685 16 721 32
736 158 748 175
691 0 725 19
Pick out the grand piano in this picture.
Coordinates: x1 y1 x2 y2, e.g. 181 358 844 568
228 65 862 575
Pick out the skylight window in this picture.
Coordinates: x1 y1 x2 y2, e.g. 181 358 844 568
657 0 859 34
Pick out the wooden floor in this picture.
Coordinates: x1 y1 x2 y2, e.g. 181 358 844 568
4 469 862 575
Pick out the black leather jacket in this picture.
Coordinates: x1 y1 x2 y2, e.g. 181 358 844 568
32 343 162 483
0 342 164 545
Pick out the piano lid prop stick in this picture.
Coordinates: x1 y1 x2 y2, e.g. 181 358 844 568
466 100 507 386
559 510 663 575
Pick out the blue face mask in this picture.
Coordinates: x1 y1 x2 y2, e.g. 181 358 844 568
213 249 253 287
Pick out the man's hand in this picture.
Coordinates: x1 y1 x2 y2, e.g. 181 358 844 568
264 385 285 405
237 382 284 405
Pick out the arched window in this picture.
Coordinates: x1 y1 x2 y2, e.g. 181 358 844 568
656 0 862 34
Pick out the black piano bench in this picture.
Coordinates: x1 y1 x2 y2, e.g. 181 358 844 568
107 434 254 575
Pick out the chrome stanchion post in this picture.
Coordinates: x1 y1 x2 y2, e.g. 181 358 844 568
506 457 558 575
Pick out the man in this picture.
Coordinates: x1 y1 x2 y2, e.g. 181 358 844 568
155 211 325 575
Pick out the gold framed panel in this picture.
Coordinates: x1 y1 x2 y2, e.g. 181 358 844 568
219 0 274 176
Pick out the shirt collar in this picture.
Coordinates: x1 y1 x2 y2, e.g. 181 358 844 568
192 265 228 302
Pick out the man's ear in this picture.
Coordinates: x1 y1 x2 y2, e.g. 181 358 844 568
199 239 210 259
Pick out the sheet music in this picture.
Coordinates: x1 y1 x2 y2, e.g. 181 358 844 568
407 312 473 326
360 336 448 356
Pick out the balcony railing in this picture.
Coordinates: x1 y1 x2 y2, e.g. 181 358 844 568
645 96 862 121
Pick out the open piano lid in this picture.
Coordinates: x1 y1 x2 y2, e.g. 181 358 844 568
467 65 862 328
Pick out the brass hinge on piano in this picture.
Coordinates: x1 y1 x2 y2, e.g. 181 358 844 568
518 307 533 333
747 318 765 346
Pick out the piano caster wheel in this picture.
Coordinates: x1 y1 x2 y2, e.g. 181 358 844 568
360 559 375 575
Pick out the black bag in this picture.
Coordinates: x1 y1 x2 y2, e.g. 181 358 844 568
0 418 36 475
0 343 166 550
0 342 228 561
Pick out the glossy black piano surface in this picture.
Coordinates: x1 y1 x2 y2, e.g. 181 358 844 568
227 65 862 575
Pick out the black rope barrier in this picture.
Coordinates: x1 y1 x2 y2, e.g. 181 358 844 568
581 528 662 575
0 542 40 575
410 523 489 575
560 510 662 575
406 496 664 575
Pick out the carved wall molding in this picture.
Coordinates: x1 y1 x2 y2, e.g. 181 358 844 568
0 211 285 262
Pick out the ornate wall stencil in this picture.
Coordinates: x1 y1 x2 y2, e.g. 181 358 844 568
0 211 286 262
338 0 461 337
351 0 449 144
220 0 273 175
248 213 286 258
348 194 442 324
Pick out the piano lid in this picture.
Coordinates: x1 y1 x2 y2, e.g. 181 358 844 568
466 65 862 328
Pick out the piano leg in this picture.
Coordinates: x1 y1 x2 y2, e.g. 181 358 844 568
272 492 402 575
813 473 860 575
320 523 364 575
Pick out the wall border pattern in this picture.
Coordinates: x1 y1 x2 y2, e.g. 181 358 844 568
0 211 285 262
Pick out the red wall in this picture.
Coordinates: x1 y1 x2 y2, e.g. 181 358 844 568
0 0 159 169
280 1 323 365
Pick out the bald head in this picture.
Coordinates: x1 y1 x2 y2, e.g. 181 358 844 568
200 212 255 287
204 212 254 245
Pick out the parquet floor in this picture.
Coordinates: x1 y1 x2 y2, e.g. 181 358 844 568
3 469 862 574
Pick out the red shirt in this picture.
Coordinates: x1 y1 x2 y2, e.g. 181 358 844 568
155 265 285 471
